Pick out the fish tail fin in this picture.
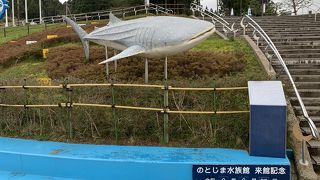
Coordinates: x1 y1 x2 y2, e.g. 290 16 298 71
62 15 90 61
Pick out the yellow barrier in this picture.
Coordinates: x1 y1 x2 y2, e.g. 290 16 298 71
91 22 99 25
47 35 58 40
42 49 49 59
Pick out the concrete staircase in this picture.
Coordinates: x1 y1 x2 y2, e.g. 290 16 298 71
244 16 320 168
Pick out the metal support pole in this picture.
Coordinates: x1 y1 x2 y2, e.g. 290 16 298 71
212 81 218 145
299 139 308 165
111 84 118 143
145 58 149 84
114 50 117 72
65 80 73 139
164 57 168 80
23 79 29 123
105 46 109 78
25 0 28 23
163 80 169 144
39 0 42 24
3 27 6 37
12 0 16 26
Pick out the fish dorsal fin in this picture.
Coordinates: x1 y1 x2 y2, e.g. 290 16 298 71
108 13 122 25
99 45 145 64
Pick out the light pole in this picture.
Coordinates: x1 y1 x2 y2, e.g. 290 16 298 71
25 0 28 23
12 0 16 26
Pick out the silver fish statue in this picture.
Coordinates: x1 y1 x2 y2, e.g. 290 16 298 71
62 13 215 64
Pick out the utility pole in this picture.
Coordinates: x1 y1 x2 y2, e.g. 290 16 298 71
25 0 28 23
39 0 42 23
12 0 16 26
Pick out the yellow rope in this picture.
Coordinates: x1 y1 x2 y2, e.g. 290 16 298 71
0 104 67 108
0 103 249 114
167 110 250 114
168 87 248 91
0 85 63 89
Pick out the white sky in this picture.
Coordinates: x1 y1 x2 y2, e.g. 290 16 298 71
59 0 67 3
201 0 320 15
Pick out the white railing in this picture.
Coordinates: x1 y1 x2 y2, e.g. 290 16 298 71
190 2 238 37
241 15 320 139
25 3 176 25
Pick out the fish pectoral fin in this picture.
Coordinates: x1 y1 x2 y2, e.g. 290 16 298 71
99 45 145 64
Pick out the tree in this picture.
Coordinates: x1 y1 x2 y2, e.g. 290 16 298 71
219 0 278 16
281 0 312 15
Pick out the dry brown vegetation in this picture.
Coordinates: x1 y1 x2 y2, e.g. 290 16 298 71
46 45 246 81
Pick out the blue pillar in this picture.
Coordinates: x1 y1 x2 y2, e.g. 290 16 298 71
248 81 287 158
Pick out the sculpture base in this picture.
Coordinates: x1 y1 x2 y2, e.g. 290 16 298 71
0 137 290 179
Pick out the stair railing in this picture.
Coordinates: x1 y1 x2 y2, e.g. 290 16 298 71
190 2 238 37
149 3 173 15
242 15 320 140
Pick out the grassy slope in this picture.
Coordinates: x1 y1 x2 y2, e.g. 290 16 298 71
0 33 268 149
0 23 66 44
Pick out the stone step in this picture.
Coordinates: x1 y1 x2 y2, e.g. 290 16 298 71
280 75 320 82
264 41 318 46
301 126 320 136
311 155 320 165
294 106 320 116
272 58 320 65
295 82 320 88
308 140 320 149
267 45 320 50
289 89 320 97
279 53 320 58
282 64 320 69
273 49 320 54
298 116 320 123
291 97 320 106
277 69 320 75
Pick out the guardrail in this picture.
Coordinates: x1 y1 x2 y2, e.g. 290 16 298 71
241 15 320 140
0 83 249 143
190 2 238 37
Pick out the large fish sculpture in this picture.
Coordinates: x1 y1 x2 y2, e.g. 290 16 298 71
0 0 9 20
62 13 215 64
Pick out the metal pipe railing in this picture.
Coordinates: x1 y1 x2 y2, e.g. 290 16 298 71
243 15 320 139
18 3 179 25
190 2 229 25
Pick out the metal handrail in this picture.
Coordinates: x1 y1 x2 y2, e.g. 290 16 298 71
190 2 237 36
315 8 320 22
242 15 320 139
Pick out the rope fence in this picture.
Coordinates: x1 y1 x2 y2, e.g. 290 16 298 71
0 83 250 143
